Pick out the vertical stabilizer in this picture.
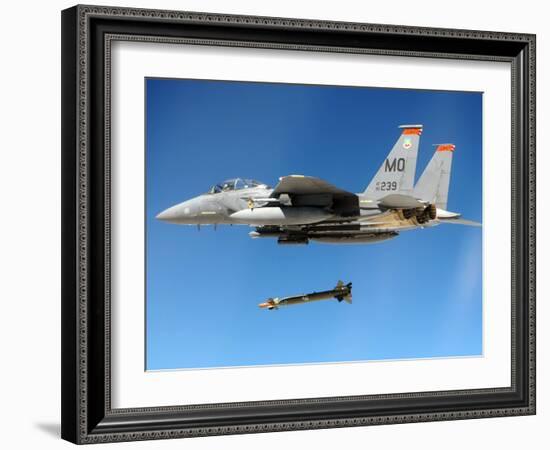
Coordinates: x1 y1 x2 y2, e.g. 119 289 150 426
414 144 455 209
364 125 422 199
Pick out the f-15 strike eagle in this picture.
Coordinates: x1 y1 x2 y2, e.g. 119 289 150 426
156 125 481 245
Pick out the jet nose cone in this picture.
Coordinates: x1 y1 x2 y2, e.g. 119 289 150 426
156 207 176 222
156 199 200 224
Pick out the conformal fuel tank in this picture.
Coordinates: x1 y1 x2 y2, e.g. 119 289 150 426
230 207 332 225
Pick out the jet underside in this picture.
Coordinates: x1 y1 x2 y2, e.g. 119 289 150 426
249 205 436 245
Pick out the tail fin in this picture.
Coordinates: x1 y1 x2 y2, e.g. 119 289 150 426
414 144 455 209
364 125 422 199
335 281 353 304
342 289 352 304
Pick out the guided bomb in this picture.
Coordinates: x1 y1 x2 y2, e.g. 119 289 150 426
259 281 352 310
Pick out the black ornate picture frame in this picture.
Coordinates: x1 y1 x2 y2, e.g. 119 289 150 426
61 4 536 444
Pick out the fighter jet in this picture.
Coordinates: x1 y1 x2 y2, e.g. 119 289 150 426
259 281 352 310
156 125 481 245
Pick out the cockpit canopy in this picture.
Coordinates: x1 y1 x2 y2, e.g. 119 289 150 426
208 178 269 194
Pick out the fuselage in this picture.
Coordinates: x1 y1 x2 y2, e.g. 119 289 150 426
155 177 464 245
156 185 442 229
157 185 386 225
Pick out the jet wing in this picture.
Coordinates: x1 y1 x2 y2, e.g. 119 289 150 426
271 175 359 217
271 175 354 197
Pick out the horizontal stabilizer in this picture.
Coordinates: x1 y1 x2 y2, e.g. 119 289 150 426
440 217 482 227
377 194 425 209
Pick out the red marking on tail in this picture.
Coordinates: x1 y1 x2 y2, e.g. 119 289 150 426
402 128 422 135
436 144 455 152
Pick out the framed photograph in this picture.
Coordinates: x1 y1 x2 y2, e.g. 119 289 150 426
61 5 536 444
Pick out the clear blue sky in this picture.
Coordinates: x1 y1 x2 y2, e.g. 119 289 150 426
145 78 483 370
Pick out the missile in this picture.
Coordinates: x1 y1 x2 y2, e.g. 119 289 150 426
259 281 352 310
